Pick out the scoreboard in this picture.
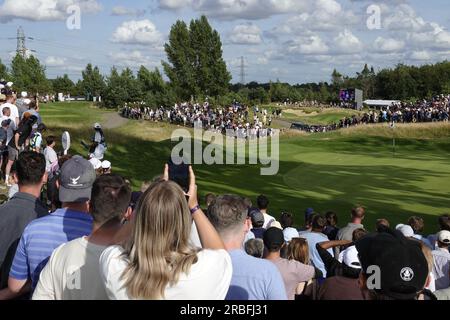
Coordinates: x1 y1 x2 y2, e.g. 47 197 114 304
339 88 363 110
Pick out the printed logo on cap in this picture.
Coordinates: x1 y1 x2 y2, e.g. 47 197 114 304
69 176 81 187
400 267 414 282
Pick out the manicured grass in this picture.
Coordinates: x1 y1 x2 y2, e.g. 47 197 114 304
41 102 450 234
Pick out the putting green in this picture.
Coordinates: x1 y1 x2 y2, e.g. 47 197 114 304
41 102 450 234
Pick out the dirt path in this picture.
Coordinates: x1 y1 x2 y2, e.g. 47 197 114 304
102 112 129 129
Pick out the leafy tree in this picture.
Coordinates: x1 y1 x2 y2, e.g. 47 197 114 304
52 74 75 95
163 15 231 100
331 69 343 88
10 54 50 94
0 59 8 80
81 63 105 100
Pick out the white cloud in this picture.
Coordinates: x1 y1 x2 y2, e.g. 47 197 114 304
409 51 431 61
111 20 162 45
45 56 67 67
256 57 269 65
383 4 433 32
286 35 329 55
111 6 146 17
373 37 405 53
268 0 359 36
158 0 309 20
333 30 363 54
229 24 262 45
110 50 157 68
0 0 101 22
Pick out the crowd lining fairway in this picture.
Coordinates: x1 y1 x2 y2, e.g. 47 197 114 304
41 102 450 234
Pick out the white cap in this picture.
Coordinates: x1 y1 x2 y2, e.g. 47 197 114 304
270 221 283 230
6 82 13 87
396 224 414 238
21 91 28 98
342 245 361 269
101 160 111 169
283 228 299 242
438 230 450 245
89 157 102 170
94 123 101 129
0 84 4 89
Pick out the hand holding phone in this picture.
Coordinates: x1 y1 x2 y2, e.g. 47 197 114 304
167 159 190 193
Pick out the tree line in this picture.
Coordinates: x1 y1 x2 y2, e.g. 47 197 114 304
1 15 449 107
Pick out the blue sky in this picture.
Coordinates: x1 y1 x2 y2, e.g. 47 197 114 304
0 0 449 84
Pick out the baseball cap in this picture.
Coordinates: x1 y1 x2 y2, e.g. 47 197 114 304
1 119 11 127
356 230 429 300
305 207 314 220
263 227 285 249
249 208 264 226
270 221 283 230
89 157 102 170
437 230 450 245
94 123 102 129
101 160 111 169
59 155 96 203
342 245 361 270
283 228 299 242
396 224 414 238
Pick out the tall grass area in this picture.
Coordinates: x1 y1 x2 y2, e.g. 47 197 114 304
41 102 450 234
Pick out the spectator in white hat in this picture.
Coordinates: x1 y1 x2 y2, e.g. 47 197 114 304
431 230 450 290
396 224 415 238
317 244 367 300
101 160 111 174
89 157 102 176
280 212 300 243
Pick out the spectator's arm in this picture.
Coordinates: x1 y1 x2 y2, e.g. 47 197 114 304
0 279 30 300
14 132 19 149
316 243 340 277
7 277 29 296
319 240 352 251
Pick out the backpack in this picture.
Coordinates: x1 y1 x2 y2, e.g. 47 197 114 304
30 132 41 152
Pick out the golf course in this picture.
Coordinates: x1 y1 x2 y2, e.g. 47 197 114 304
41 102 450 234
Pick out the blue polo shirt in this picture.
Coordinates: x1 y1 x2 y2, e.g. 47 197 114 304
9 208 93 290
226 250 287 300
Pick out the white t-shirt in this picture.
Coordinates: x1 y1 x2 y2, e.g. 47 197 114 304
100 246 232 300
262 213 277 229
33 237 109 300
1 102 19 125
44 146 58 172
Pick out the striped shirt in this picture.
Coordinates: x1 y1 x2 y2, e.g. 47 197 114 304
9 208 93 290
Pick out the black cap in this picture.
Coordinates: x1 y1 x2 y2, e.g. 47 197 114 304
263 227 284 249
356 230 429 300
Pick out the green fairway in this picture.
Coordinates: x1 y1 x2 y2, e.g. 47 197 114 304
41 102 450 234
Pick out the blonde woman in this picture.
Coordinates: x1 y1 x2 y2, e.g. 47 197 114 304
287 238 316 299
100 166 232 300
